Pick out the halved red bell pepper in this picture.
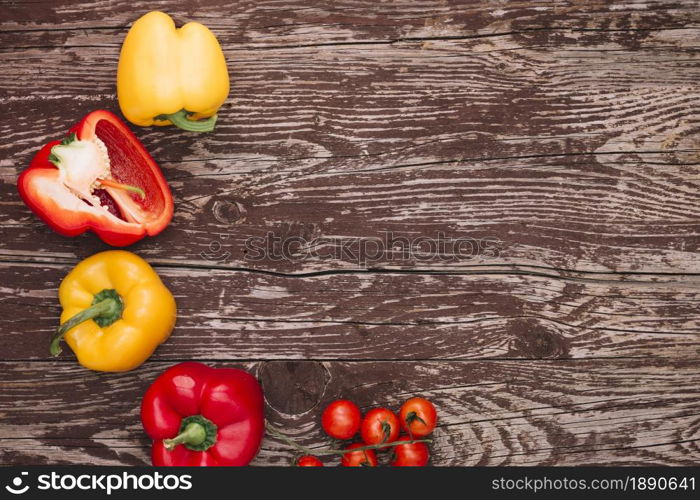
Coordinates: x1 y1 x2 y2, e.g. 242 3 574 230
17 110 173 247
141 362 265 466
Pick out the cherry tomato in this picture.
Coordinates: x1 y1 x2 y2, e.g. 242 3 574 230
341 443 378 467
297 455 324 467
391 435 429 466
399 397 437 437
360 407 400 445
321 399 362 440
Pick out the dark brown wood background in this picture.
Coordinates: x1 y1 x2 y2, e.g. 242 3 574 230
1 0 699 466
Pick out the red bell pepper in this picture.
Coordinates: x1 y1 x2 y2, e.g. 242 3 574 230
141 362 265 466
17 110 173 247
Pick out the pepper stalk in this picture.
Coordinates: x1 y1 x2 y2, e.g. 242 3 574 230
163 415 218 451
50 289 124 356
158 110 218 133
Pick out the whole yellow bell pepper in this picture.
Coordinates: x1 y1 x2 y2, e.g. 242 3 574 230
50 250 177 372
117 11 229 132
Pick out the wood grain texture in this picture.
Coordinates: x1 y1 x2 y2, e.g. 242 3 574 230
0 262 698 361
0 0 698 466
1 26 699 273
1 360 698 466
3 0 699 39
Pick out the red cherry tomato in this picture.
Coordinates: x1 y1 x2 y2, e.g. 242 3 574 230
391 435 430 466
399 397 437 437
341 443 378 467
360 407 400 445
297 455 324 467
321 399 362 440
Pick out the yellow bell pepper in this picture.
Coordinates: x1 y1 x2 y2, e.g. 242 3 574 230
117 11 229 132
50 250 177 372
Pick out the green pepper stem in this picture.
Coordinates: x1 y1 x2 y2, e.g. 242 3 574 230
163 422 207 451
163 110 217 133
50 289 124 357
264 421 431 457
163 415 218 451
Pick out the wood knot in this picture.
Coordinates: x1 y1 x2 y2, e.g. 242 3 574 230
212 200 246 224
258 361 329 415
507 318 570 359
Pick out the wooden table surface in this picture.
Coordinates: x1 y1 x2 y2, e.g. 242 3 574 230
1 0 699 466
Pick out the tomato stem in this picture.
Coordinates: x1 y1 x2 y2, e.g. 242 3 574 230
265 421 431 456
406 411 427 427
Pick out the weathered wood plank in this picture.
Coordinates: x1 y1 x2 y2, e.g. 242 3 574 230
1 359 698 466
1 28 698 274
2 153 699 274
3 36 699 162
3 0 699 39
0 262 697 361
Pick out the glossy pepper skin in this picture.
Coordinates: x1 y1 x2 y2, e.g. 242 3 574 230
117 11 229 132
17 110 173 247
141 362 265 466
51 250 176 372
